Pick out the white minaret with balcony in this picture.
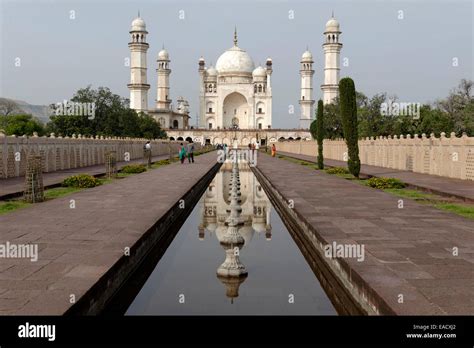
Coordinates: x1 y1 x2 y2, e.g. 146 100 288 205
128 14 150 112
321 15 342 105
299 49 315 129
156 48 171 110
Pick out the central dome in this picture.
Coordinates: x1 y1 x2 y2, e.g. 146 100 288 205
216 46 255 74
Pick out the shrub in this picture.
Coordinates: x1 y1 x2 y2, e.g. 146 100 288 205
121 164 147 174
367 177 406 189
325 167 350 175
62 174 100 188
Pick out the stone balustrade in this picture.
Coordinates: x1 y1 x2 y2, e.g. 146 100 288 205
0 132 196 178
275 133 474 180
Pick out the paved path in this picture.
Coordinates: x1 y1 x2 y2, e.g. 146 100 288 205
0 152 217 314
278 151 474 202
256 153 474 314
0 155 171 200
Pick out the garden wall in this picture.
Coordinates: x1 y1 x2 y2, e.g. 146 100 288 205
275 133 474 180
0 132 196 178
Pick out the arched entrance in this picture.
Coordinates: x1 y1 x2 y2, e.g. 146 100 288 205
223 92 248 129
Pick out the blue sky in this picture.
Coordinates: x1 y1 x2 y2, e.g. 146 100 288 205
1 0 472 128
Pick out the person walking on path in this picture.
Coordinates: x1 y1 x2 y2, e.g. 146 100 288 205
179 143 187 164
187 141 195 163
271 143 276 157
144 141 152 168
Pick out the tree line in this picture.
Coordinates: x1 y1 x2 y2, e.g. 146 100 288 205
0 86 166 139
311 79 473 140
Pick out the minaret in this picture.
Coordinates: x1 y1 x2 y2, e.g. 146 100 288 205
321 14 342 105
198 57 206 128
128 14 150 112
156 48 171 110
299 49 315 129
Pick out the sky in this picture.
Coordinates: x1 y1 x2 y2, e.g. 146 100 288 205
0 0 473 128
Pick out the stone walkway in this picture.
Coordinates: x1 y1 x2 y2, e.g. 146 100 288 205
256 153 474 314
278 151 474 202
0 152 218 314
0 155 170 200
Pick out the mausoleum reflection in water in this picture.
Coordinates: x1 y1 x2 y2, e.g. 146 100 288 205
199 161 272 302
126 159 336 315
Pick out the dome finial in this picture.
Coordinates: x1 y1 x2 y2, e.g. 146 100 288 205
332 10 334 18
138 10 140 18
234 26 238 46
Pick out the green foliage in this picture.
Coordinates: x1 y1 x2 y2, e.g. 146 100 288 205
0 201 31 215
0 114 45 136
44 187 82 199
62 174 101 188
339 77 361 178
47 86 166 139
366 177 406 189
325 167 349 175
321 79 473 139
121 164 147 174
316 100 325 169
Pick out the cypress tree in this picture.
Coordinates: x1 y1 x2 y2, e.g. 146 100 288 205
316 100 324 169
339 77 361 178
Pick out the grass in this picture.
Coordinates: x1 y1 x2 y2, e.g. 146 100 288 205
275 154 320 170
434 203 474 220
44 186 82 199
383 188 474 220
0 201 31 215
383 188 433 200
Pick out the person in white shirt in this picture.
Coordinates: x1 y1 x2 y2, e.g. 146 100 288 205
144 141 152 167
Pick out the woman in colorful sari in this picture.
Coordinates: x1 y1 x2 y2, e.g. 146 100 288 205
271 144 276 157
179 143 187 164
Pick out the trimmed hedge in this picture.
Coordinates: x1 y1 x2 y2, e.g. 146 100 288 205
121 164 147 174
62 174 100 188
367 177 406 189
325 167 350 175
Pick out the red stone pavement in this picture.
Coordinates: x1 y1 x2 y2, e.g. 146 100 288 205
256 153 474 314
0 155 170 200
0 152 217 314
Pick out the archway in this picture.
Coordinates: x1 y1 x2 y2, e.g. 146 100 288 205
177 137 184 141
223 92 248 128
185 137 192 142
169 137 175 141
173 120 179 129
206 117 215 130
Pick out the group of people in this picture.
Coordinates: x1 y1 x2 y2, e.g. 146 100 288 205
145 140 276 166
179 142 195 164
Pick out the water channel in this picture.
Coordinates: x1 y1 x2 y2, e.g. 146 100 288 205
125 160 336 315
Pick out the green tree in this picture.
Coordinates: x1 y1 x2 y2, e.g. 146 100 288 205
339 77 361 178
437 79 473 135
138 112 167 139
47 86 166 139
418 105 454 136
316 100 324 169
323 100 344 139
1 114 45 136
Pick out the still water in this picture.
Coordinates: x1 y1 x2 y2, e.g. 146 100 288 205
126 161 336 315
